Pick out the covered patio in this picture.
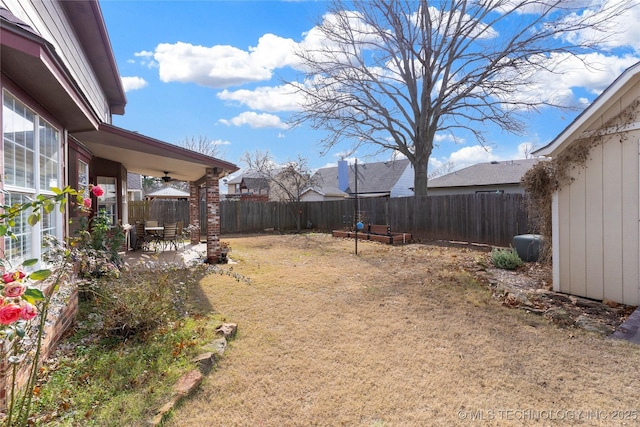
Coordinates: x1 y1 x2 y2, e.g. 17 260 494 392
72 123 238 264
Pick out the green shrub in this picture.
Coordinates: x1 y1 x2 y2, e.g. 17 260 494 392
490 247 524 270
73 209 126 278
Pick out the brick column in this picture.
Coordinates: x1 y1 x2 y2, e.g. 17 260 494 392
205 168 222 263
189 182 200 245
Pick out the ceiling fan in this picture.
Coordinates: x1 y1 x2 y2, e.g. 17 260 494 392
161 171 174 183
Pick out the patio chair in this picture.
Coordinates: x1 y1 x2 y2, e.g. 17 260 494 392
176 221 185 249
161 223 178 251
135 222 154 251
145 220 158 228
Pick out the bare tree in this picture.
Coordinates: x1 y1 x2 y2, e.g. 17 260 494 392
241 150 317 232
178 135 225 158
292 0 632 197
521 141 540 159
428 160 456 179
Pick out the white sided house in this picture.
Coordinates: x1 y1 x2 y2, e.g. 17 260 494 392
534 61 640 306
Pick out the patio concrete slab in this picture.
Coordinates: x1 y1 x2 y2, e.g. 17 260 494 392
611 306 640 345
123 242 207 268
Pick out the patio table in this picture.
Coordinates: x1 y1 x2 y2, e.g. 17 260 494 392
145 226 164 234
145 226 164 247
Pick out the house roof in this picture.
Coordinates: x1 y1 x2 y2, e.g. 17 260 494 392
59 0 126 115
226 171 265 185
241 176 270 191
314 159 412 194
535 61 640 157
1 7 100 132
428 158 539 188
146 187 190 199
301 186 348 198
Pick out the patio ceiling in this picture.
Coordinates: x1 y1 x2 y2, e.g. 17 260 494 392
72 123 238 182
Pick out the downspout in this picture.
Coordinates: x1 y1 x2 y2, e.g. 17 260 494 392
63 128 70 242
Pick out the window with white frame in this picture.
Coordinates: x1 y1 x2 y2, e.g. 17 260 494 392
78 159 89 190
97 176 117 226
2 90 61 266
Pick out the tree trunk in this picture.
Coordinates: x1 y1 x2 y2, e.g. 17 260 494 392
411 155 430 237
413 157 429 197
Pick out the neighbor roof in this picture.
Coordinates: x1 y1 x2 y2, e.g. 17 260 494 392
301 186 348 198
226 170 265 185
314 159 411 194
428 159 539 188
146 187 190 198
241 177 269 192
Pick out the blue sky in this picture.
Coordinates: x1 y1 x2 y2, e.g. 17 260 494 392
100 0 640 180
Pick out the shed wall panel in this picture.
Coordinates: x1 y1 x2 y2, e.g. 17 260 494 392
621 135 640 305
557 185 572 295
569 166 587 298
601 136 624 303
585 143 604 300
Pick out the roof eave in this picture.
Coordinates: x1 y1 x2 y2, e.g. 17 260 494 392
60 0 126 114
1 23 100 132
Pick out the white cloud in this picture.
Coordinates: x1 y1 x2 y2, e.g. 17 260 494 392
154 42 274 88
133 50 158 68
150 33 300 89
219 112 289 129
414 6 499 40
211 139 231 146
449 145 499 165
430 145 500 173
516 141 542 159
135 50 154 58
249 33 299 69
562 0 640 54
493 52 640 108
121 76 148 92
434 133 465 145
217 84 305 112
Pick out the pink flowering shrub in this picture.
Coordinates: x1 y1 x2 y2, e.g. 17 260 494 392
90 184 104 197
0 267 46 326
0 186 81 425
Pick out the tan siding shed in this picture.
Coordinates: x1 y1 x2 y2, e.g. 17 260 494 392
535 62 640 306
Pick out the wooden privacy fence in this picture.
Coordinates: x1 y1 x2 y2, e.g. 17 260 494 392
130 194 533 247
128 200 190 226
220 193 533 247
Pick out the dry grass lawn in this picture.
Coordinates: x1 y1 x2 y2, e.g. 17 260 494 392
168 233 640 426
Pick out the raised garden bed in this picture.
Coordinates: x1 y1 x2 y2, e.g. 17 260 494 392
332 224 412 245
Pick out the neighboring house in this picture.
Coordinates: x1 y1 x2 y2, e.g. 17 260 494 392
427 159 540 196
303 158 414 201
224 171 269 201
127 172 143 201
300 186 348 202
534 61 640 306
145 187 190 200
0 0 238 266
